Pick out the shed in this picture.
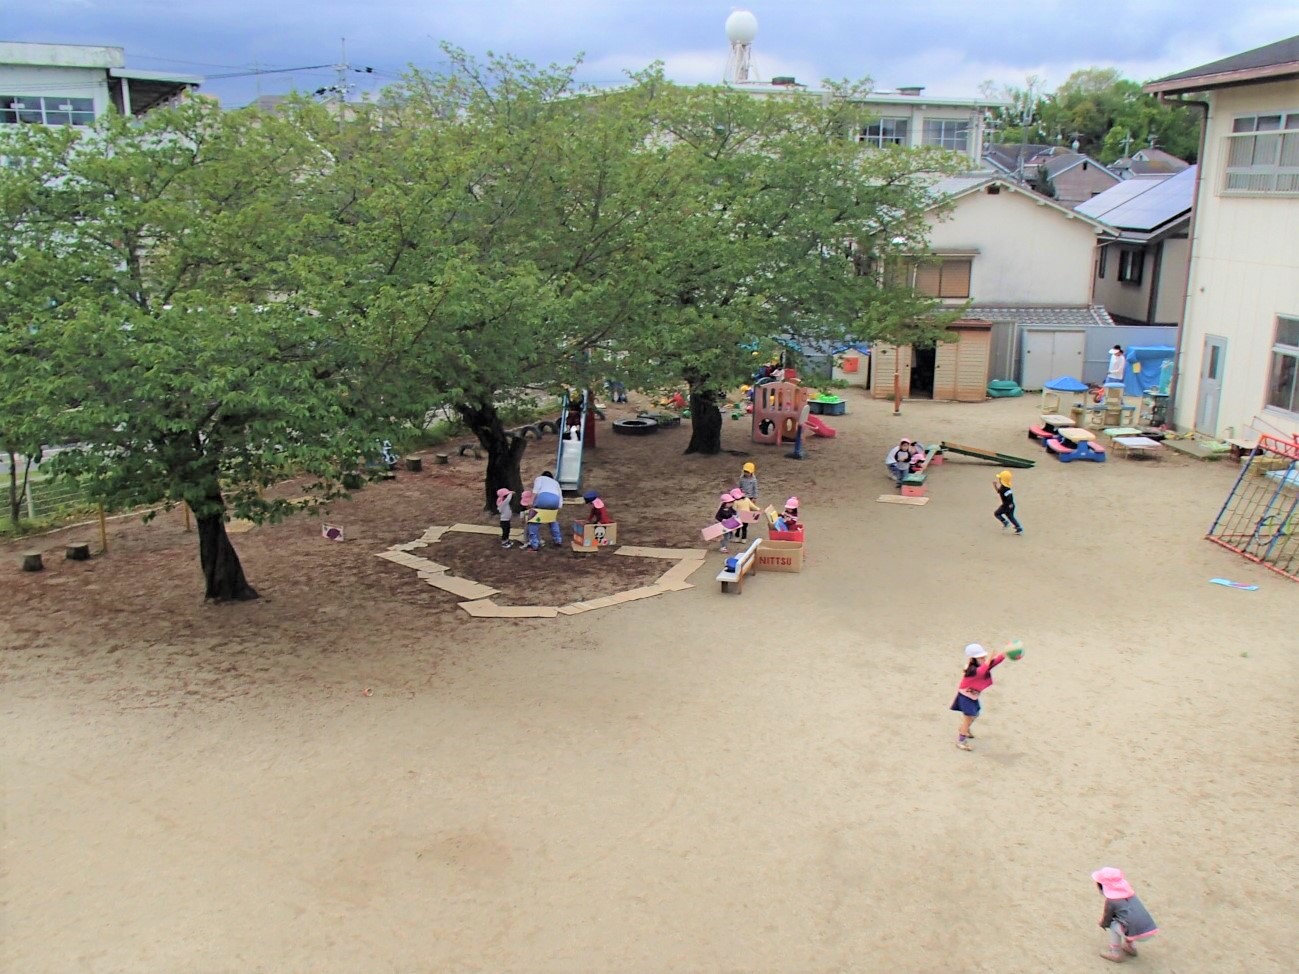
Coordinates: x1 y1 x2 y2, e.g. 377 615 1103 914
831 343 870 387
870 320 993 402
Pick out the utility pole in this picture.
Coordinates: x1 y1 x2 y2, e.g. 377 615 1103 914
335 37 350 104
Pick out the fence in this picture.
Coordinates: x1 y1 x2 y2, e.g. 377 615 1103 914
20 474 95 522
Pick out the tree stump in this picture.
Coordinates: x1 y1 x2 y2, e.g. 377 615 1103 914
341 472 365 490
21 551 43 572
65 542 91 561
379 470 397 481
404 455 423 472
434 453 450 465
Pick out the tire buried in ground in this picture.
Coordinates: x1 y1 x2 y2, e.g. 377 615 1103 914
612 418 659 436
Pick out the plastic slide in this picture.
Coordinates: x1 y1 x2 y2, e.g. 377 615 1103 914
804 415 837 438
940 441 1036 469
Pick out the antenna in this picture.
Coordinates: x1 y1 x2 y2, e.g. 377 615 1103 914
723 10 759 84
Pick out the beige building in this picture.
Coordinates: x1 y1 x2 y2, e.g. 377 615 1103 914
1146 36 1299 440
1078 168 1195 326
871 174 1117 398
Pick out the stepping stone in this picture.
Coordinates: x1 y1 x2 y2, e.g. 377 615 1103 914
459 600 558 619
448 523 501 536
421 574 497 600
876 495 929 506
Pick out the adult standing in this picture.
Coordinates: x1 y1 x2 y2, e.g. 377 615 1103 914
1107 345 1127 384
531 471 564 547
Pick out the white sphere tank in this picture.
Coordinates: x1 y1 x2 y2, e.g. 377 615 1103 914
725 10 758 44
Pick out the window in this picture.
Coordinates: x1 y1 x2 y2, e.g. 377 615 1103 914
921 118 970 152
1222 112 1299 195
1267 315 1299 414
1117 248 1143 285
1098 245 1108 279
914 258 972 298
0 95 95 126
858 117 909 147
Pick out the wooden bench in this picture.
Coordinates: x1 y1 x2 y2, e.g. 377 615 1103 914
901 446 942 496
716 537 764 593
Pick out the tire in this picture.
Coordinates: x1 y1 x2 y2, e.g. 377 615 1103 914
612 418 659 436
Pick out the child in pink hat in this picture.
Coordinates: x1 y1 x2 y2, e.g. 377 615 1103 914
495 488 515 548
714 491 738 553
729 488 758 541
1093 867 1159 962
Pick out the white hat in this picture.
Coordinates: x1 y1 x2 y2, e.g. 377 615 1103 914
964 643 988 658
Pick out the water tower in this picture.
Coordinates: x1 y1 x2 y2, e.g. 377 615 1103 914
723 10 758 84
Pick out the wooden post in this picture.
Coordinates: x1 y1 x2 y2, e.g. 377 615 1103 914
98 503 108 553
183 503 192 532
892 344 902 416
21 551 43 572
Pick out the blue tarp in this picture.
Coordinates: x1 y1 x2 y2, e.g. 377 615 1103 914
1123 346 1176 397
1044 376 1089 393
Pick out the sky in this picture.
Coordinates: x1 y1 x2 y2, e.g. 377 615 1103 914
17 0 1299 107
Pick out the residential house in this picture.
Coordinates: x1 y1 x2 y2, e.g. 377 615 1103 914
871 174 1122 399
1077 167 1196 326
984 143 1120 206
0 41 199 128
1110 146 1192 180
1145 35 1299 440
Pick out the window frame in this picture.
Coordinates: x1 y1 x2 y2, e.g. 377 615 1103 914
1117 248 1144 286
921 117 970 152
0 95 96 127
1097 244 1108 279
1266 314 1299 416
913 257 973 299
1221 111 1299 196
858 116 910 148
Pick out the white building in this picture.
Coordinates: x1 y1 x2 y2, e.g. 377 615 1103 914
1145 36 1299 440
0 41 199 127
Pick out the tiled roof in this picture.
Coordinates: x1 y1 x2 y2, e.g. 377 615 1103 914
968 306 1117 327
1147 35 1299 90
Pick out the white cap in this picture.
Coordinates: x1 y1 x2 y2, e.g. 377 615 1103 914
964 643 988 658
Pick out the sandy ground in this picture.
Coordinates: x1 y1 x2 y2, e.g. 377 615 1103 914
2 391 1296 974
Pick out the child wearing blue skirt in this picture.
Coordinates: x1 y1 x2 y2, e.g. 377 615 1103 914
951 643 1005 751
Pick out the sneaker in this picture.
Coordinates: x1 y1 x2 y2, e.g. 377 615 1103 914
956 740 973 751
501 540 513 548
1014 528 1024 535
1099 948 1125 963
1120 942 1138 957
720 547 730 554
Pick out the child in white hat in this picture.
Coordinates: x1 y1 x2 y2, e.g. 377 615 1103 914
950 643 1006 751
1092 867 1159 962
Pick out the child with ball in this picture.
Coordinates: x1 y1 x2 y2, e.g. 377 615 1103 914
951 642 1021 750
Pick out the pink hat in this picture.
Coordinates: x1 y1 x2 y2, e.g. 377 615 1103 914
729 488 745 501
591 497 605 510
521 490 535 506
1092 867 1135 899
719 492 733 503
784 496 799 510
496 488 512 500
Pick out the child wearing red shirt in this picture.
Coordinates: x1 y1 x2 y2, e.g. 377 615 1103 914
951 643 1006 751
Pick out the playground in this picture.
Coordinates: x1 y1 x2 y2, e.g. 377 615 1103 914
2 392 1295 973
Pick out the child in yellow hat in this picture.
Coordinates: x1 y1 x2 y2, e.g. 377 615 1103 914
736 462 759 540
993 470 1023 535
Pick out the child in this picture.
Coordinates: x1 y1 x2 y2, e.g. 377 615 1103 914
521 490 542 551
730 488 759 541
993 470 1023 535
777 497 801 532
715 491 737 554
886 438 916 485
496 488 515 548
1092 867 1159 963
951 643 1005 751
743 462 758 542
583 490 613 524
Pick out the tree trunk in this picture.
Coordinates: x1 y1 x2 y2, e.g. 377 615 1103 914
684 388 724 455
457 401 528 513
195 489 259 602
6 449 19 529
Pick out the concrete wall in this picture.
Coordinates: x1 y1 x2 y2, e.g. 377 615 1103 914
928 185 1101 306
1093 243 1152 321
1093 236 1190 326
1175 82 1299 440
1153 236 1189 324
0 64 112 117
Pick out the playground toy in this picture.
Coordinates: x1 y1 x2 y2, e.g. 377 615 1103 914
900 444 944 497
808 395 847 416
1045 427 1107 462
1206 433 1299 581
940 442 1036 469
716 537 764 593
1006 640 1024 660
572 522 618 552
554 391 594 493
752 381 809 448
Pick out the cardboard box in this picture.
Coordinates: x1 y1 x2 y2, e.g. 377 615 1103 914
573 522 617 551
768 527 805 543
756 539 804 573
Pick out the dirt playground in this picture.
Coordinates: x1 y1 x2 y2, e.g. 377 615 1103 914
2 391 1295 973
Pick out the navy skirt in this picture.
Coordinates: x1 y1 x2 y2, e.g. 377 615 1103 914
950 693 981 717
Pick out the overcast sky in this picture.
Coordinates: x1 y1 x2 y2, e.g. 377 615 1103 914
19 0 1299 106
